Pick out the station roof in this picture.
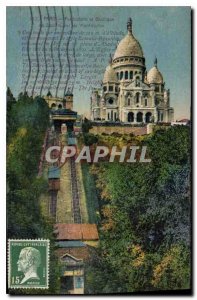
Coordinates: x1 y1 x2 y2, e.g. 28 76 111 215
54 224 99 241
48 166 60 179
56 241 86 248
51 109 77 116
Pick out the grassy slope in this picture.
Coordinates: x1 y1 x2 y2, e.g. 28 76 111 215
81 163 99 224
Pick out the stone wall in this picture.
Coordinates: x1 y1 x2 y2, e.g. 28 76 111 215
90 125 147 136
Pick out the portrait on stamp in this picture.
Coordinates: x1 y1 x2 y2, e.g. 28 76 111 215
17 247 41 284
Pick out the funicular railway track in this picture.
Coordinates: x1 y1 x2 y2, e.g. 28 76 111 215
46 129 82 223
69 156 82 223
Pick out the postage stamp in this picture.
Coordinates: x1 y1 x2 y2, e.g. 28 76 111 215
8 239 50 289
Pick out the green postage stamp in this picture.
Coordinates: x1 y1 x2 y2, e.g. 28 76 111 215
8 239 50 289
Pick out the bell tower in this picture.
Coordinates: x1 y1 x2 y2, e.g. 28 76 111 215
64 89 73 110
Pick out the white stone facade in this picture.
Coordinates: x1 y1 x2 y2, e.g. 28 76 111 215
90 18 174 124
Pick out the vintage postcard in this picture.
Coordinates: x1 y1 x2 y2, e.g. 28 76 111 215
6 6 191 295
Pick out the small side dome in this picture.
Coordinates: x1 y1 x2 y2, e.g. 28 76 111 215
103 64 117 83
147 58 163 84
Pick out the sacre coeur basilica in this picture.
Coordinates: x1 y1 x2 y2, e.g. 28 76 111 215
90 18 174 124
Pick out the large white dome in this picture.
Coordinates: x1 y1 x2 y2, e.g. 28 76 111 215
113 32 144 60
113 18 144 60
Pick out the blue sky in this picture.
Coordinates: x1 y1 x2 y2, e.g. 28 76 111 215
7 6 191 120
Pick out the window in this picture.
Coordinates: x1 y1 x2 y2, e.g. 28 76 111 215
103 86 107 92
125 71 128 80
116 73 119 80
145 112 152 123
135 71 138 75
136 92 140 104
120 71 123 80
155 86 159 92
137 112 143 122
130 71 133 79
108 98 114 105
145 99 147 106
75 277 83 289
109 86 113 92
128 112 134 122
136 77 140 87
51 103 56 109
128 98 130 106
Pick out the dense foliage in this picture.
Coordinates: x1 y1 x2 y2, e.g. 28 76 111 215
85 126 191 294
7 89 60 294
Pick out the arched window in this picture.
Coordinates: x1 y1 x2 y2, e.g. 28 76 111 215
120 71 123 80
108 112 110 120
136 77 140 87
116 73 119 80
114 112 117 121
58 104 62 109
128 98 130 106
128 112 134 122
51 103 56 109
130 71 133 79
145 112 152 123
75 277 83 289
137 112 143 122
145 99 147 106
136 92 140 104
125 71 128 80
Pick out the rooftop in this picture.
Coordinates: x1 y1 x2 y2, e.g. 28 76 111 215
51 109 77 116
54 224 99 241
48 166 60 179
